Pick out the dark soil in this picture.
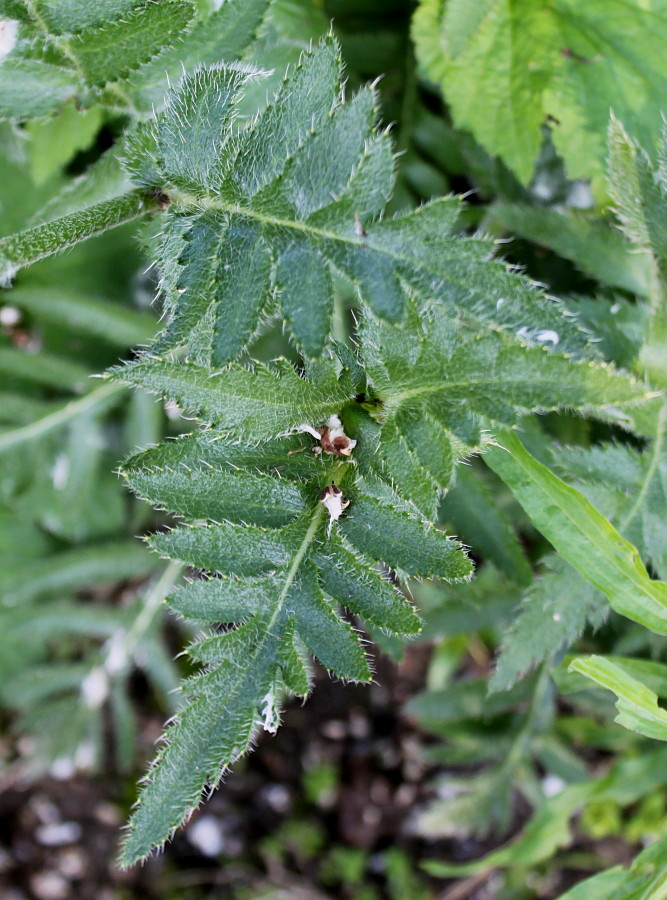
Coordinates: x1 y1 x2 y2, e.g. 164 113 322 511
0 643 600 900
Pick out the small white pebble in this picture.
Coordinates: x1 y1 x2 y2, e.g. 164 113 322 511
50 758 75 781
57 847 86 879
36 822 82 847
74 740 95 771
0 305 21 326
80 668 109 708
30 872 69 900
188 816 225 857
262 784 290 813
542 774 566 797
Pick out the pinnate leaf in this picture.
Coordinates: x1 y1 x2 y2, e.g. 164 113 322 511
118 391 465 862
123 40 588 363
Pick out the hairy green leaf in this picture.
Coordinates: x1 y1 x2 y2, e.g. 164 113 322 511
0 190 156 284
608 119 667 388
490 557 607 693
69 1 196 87
113 355 354 443
118 407 460 861
123 40 589 363
354 303 650 517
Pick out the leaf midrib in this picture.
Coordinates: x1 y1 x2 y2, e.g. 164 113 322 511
195 457 349 714
384 375 645 410
169 190 485 301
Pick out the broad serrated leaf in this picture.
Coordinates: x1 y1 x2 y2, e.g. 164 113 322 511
413 0 667 189
122 40 589 363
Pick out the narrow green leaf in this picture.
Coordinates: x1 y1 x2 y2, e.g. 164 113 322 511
120 612 282 864
485 431 667 634
5 286 155 347
156 65 258 193
0 347 91 393
0 381 125 454
423 747 667 877
555 836 667 899
570 656 667 741
488 202 651 298
0 541 155 605
124 431 328 484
